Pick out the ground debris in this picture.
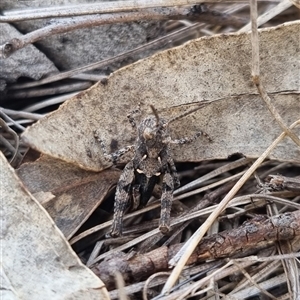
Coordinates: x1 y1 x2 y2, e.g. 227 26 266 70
93 210 300 290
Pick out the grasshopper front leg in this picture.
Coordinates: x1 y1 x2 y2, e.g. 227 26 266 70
109 160 135 237
94 130 134 164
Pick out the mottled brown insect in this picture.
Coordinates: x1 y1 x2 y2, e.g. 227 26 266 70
98 104 211 237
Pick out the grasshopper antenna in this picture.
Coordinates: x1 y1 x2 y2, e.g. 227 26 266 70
150 104 160 126
165 100 214 126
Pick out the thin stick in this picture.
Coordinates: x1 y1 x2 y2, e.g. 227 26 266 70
0 8 186 58
256 83 300 147
250 0 300 147
0 0 275 22
250 0 259 80
23 92 79 112
174 157 251 195
161 119 300 295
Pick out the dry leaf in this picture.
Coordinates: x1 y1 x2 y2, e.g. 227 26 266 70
22 21 300 171
0 152 109 300
17 155 120 239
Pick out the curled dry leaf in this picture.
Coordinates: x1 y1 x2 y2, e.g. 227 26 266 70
0 152 109 300
17 155 120 239
22 21 300 171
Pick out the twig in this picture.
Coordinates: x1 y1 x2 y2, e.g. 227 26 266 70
0 0 275 22
0 6 245 58
250 0 300 147
161 119 300 295
0 8 187 58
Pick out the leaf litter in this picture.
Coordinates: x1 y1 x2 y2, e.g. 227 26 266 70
1 3 300 300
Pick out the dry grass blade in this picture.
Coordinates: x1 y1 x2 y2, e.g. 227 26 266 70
4 82 91 100
0 108 25 131
157 253 300 300
239 0 294 32
143 273 170 300
1 108 44 121
174 157 251 195
0 117 20 165
232 260 278 299
250 0 300 147
114 271 129 300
